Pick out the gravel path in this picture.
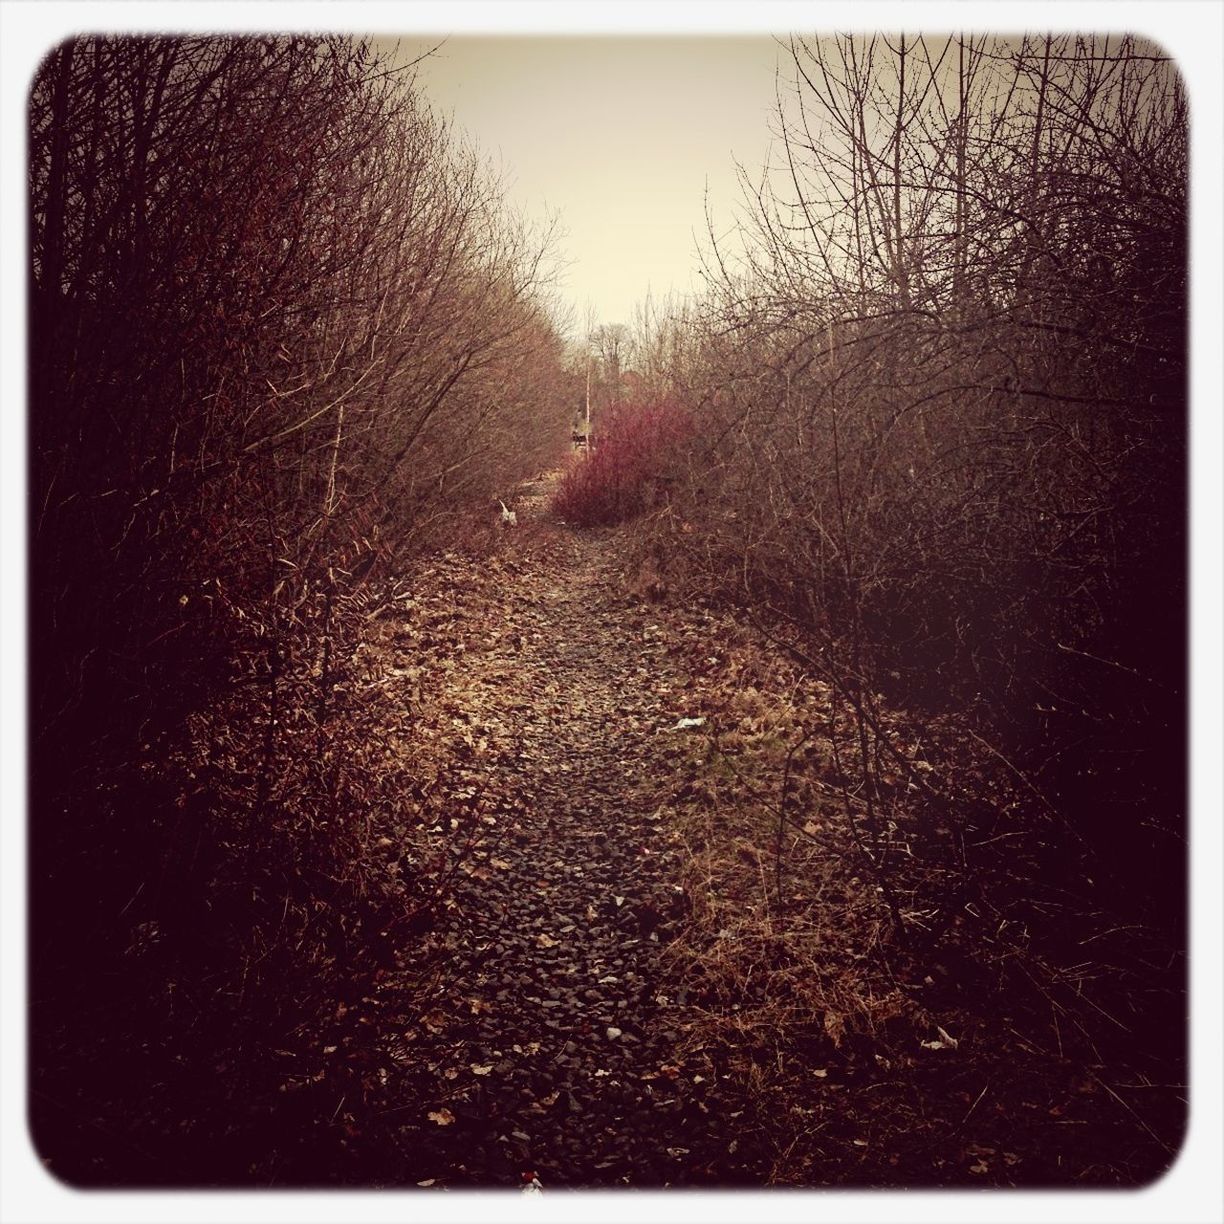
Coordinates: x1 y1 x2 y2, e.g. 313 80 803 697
377 481 743 1188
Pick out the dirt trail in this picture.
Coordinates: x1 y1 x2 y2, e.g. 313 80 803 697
32 472 1181 1190
327 474 1180 1192
373 477 744 1187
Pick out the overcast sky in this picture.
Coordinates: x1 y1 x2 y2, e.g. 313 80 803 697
380 36 786 333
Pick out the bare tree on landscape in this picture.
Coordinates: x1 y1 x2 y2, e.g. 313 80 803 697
25 29 1188 1191
659 32 1185 939
28 35 572 1183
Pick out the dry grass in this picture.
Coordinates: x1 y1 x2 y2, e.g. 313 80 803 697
645 603 1186 1186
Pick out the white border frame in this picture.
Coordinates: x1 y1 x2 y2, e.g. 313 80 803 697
2 5 1220 1223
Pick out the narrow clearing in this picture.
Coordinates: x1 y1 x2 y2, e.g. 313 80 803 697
282 472 1180 1190
368 478 748 1187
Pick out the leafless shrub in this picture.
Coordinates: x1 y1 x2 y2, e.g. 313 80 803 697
28 35 571 1181
651 33 1185 932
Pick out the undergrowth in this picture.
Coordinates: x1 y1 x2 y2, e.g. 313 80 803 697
552 401 689 527
29 533 518 1186
649 604 1186 1187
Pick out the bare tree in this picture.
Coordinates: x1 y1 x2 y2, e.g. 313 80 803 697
656 32 1186 934
28 37 574 1178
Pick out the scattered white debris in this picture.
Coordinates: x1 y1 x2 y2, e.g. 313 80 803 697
670 716 707 731
921 1025 960 1051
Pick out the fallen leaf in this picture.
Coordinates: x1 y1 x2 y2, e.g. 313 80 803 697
812 1068 829 1078
606 1027 623 1040
536 933 559 949
427 1108 455 1126
416 1178 437 1187
470 1064 493 1076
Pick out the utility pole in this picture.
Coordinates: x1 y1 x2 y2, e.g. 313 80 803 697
582 305 597 453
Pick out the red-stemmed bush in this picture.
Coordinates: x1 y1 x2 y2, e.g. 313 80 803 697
552 400 690 526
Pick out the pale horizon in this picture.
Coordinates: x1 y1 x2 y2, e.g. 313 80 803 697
380 36 785 332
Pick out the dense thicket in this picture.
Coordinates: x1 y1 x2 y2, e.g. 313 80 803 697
553 400 690 526
30 36 567 751
28 35 569 1180
643 34 1186 927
